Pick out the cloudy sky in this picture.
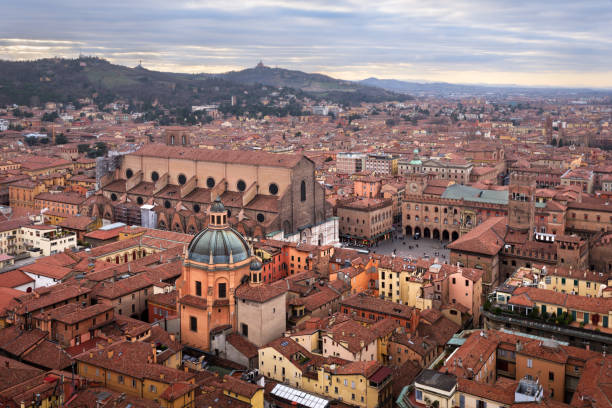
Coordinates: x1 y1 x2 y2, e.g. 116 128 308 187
2 1 612 87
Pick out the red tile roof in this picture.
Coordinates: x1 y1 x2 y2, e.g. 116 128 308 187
235 283 286 303
0 270 34 288
133 143 305 168
447 216 506 255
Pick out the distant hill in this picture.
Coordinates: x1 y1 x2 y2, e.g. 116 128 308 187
214 63 412 104
359 77 612 97
0 58 410 107
0 57 286 107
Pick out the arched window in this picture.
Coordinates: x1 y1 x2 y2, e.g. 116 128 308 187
151 171 159 182
300 180 306 202
206 177 215 188
178 174 187 185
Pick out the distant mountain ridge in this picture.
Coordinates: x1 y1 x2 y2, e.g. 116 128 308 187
0 58 411 107
359 77 612 97
210 63 412 104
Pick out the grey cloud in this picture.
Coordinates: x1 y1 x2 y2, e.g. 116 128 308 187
1 0 611 86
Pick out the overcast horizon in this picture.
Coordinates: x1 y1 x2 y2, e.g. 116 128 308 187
2 1 612 88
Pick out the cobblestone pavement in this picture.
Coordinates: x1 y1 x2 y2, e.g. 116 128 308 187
367 236 450 263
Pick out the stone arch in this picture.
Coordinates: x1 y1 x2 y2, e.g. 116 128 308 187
452 231 459 241
405 225 413 236
442 230 450 241
424 228 431 239
433 229 440 240
414 226 421 236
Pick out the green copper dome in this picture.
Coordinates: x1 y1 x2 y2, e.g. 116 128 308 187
187 227 251 264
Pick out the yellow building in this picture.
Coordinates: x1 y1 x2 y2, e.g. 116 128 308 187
259 337 394 408
534 266 609 297
75 341 196 407
301 361 393 408
215 375 264 408
378 258 433 310
258 337 314 388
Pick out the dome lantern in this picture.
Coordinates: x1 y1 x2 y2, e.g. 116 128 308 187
249 258 263 285
209 196 228 228
186 197 251 266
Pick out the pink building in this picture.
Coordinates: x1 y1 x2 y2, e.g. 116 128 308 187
447 268 483 324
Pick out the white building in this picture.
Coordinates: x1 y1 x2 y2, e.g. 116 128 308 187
19 225 77 256
337 152 366 174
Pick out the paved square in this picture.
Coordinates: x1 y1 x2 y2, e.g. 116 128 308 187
368 236 450 263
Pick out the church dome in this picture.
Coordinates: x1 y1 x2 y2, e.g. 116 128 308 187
250 258 263 271
187 228 251 264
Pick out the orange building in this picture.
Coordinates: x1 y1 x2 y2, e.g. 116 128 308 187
178 198 254 351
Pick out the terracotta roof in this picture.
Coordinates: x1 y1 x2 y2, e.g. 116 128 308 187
226 333 259 358
0 269 34 288
195 389 250 408
35 192 87 205
0 287 25 317
334 360 381 377
570 355 612 408
264 337 317 371
148 290 178 309
58 215 96 230
34 303 113 325
74 340 194 384
341 293 415 319
84 228 121 240
235 283 286 303
218 374 262 398
21 339 72 370
20 261 72 280
65 387 160 408
290 286 340 312
325 319 377 353
9 284 92 316
447 216 506 255
179 294 207 310
133 143 306 168
0 326 48 357
457 377 516 405
509 286 612 314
